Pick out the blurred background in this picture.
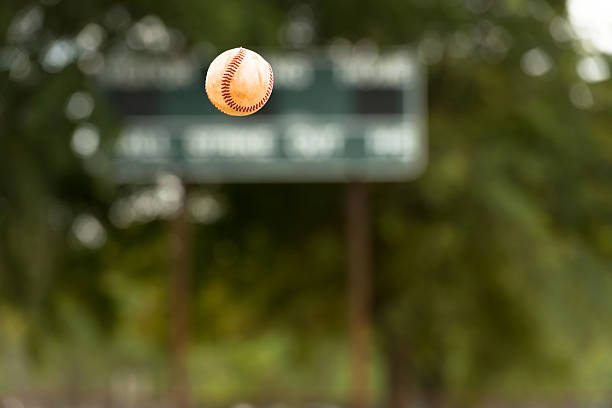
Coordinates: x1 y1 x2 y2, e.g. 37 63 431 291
2 0 612 407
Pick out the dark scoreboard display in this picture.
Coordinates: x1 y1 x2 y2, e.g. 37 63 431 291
100 48 426 182
108 85 405 116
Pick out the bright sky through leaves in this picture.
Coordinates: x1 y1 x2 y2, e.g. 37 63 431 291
568 0 612 54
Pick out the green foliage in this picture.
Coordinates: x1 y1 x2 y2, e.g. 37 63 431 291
1 0 612 405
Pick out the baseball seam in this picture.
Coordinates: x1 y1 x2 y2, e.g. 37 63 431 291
220 48 274 114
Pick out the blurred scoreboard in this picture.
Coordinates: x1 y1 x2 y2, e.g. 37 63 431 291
101 47 426 182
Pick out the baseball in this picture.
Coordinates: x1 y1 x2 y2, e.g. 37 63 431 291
205 47 274 116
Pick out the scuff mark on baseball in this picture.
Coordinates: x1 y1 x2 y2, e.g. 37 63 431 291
205 47 274 116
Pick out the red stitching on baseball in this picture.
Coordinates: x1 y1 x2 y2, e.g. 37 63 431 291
220 48 273 113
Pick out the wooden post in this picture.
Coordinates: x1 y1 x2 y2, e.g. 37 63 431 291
346 181 372 408
168 181 190 408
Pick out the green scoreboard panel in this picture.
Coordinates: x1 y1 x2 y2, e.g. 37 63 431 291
101 47 426 182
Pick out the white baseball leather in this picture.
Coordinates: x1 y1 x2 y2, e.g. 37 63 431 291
205 47 274 116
